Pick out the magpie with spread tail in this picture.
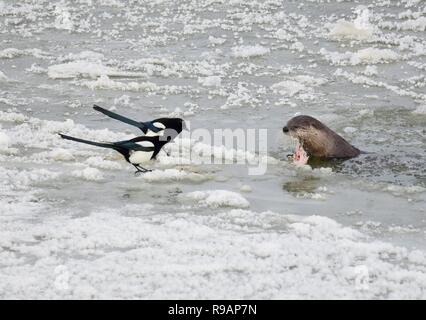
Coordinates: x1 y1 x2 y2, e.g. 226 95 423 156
93 104 186 139
59 132 177 173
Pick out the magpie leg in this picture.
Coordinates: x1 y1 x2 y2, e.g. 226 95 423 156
133 164 152 175
133 164 145 175
162 148 170 157
138 165 152 172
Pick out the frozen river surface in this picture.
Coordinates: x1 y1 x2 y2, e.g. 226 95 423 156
0 0 426 299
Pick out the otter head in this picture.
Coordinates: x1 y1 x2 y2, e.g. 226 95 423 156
283 115 332 158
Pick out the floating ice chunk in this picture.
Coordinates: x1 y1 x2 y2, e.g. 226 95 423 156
208 36 226 45
85 156 122 170
294 75 327 86
113 95 131 106
59 51 105 62
180 190 250 208
72 167 103 181
100 0 124 7
50 148 75 161
80 75 158 92
0 48 49 59
320 48 400 66
363 65 378 76
328 7 376 41
275 29 294 41
1 168 60 191
398 17 426 32
0 48 25 59
0 70 8 81
272 80 307 97
385 184 425 196
408 250 426 264
221 82 259 109
47 61 142 79
351 48 400 65
232 45 270 58
26 64 46 74
198 75 221 87
329 20 373 40
239 184 252 193
54 6 74 31
413 105 426 114
142 169 209 183
290 42 304 52
0 111 28 123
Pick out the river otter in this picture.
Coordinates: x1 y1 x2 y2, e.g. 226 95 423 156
283 115 361 160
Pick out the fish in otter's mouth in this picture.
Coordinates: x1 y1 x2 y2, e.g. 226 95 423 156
283 115 361 165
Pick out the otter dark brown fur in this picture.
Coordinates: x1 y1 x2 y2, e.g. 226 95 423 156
283 115 361 158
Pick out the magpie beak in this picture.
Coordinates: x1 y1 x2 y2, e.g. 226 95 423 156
59 133 171 174
93 105 186 139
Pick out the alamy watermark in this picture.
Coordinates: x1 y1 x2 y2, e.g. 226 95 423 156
160 122 269 175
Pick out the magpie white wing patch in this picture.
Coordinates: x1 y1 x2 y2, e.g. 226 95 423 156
136 141 154 148
146 122 166 137
153 122 166 130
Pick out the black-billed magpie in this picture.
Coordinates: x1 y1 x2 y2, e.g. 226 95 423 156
93 105 186 139
59 133 177 173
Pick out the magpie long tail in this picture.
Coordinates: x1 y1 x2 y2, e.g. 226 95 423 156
93 105 144 129
59 133 115 149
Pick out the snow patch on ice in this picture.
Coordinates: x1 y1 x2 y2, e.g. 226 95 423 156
180 190 250 208
0 70 9 81
53 4 74 31
1 207 425 299
413 105 426 115
79 75 158 92
0 111 28 123
142 169 210 183
47 61 144 79
85 156 122 170
72 167 104 181
209 36 226 45
272 80 307 97
328 7 376 41
58 51 105 63
272 75 326 99
232 45 270 58
0 48 49 59
320 47 400 66
50 148 75 161
198 75 222 87
0 131 11 151
362 65 378 76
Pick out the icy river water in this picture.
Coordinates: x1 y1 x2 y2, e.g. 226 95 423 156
1 0 425 299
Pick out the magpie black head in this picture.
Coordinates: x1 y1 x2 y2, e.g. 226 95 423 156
154 118 186 133
151 118 186 142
